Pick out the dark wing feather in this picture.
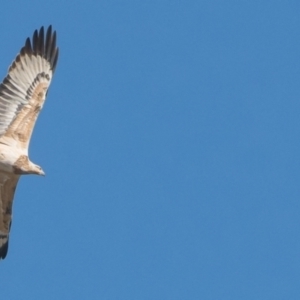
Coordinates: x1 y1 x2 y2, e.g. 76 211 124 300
0 173 19 260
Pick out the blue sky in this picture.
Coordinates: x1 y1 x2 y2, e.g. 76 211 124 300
1 1 300 299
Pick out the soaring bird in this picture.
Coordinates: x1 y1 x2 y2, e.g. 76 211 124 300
0 26 59 259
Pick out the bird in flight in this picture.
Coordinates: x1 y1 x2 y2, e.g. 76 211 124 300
0 26 59 260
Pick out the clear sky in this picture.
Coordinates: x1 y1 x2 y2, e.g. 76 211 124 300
1 1 300 299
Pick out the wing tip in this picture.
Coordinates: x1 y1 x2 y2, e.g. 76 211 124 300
0 238 9 260
23 25 59 73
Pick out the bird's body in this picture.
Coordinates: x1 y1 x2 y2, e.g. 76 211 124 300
0 145 23 173
0 26 59 259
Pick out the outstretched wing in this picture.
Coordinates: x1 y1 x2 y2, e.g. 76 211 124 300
0 172 19 259
0 26 59 151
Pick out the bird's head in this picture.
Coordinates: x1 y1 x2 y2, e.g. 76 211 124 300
27 161 45 176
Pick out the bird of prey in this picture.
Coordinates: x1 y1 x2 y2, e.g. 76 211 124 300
0 26 59 259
